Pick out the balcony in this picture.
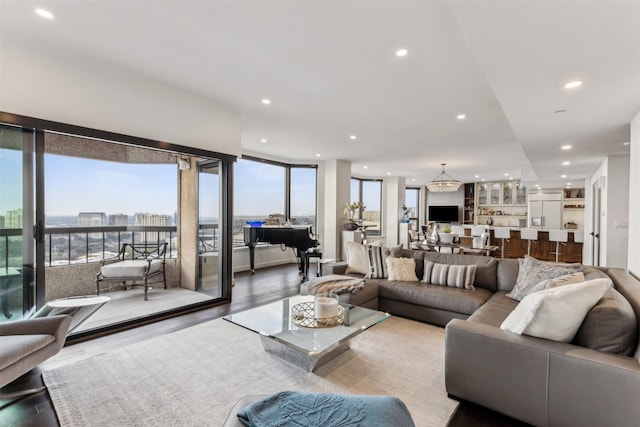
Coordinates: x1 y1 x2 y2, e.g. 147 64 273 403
1 225 220 331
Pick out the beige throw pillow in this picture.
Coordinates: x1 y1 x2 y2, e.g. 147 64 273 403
344 240 383 275
506 255 581 301
501 278 611 342
386 257 419 282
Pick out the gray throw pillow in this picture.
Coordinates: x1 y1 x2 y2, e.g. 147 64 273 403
573 287 638 356
364 245 395 279
506 256 581 301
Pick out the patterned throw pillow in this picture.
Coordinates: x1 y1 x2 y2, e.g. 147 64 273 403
385 257 419 282
506 256 581 301
526 271 585 294
364 245 394 279
447 264 477 290
422 260 476 290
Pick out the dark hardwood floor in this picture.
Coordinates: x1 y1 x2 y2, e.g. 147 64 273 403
1 264 528 427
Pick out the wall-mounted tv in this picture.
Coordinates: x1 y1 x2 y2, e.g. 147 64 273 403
428 205 459 223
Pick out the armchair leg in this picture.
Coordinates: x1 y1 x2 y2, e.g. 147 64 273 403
144 277 149 301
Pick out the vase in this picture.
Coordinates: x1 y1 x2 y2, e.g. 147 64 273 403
343 222 359 231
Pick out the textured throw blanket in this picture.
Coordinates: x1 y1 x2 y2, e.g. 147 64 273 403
306 274 365 296
237 391 415 427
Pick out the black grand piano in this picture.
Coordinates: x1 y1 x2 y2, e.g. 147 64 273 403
244 225 319 278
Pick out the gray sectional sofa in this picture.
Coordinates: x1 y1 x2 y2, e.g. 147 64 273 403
318 249 640 427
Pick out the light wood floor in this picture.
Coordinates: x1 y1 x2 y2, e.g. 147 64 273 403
0 264 528 427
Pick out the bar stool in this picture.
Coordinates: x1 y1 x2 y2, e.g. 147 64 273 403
520 228 538 256
549 230 568 263
493 227 511 258
573 230 584 261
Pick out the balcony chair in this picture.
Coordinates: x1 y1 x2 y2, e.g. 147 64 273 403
0 315 72 405
96 242 168 301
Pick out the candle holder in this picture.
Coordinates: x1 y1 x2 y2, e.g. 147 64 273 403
291 296 344 328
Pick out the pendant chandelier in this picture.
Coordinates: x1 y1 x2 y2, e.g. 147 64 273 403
427 163 462 192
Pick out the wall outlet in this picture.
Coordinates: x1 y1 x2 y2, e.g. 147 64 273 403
614 219 629 229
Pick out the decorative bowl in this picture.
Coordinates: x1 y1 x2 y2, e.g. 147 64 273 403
246 220 265 227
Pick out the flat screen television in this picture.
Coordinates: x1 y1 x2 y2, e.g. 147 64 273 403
428 205 459 223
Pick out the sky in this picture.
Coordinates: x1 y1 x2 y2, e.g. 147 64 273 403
2 152 317 219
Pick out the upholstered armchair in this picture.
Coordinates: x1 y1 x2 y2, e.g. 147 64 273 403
0 314 72 400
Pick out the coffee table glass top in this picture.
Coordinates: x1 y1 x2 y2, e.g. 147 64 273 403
224 295 389 356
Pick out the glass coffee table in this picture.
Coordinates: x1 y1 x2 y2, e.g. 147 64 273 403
224 295 389 371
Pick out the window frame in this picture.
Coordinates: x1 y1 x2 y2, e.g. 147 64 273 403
350 177 383 237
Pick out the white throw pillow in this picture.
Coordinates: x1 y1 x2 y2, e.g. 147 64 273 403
344 240 383 275
500 278 611 342
386 257 419 282
527 271 586 294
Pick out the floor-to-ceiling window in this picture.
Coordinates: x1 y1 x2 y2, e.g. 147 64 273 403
405 187 420 231
233 157 317 245
351 178 382 237
0 114 235 335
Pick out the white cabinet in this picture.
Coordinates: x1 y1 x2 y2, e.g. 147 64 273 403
475 181 527 226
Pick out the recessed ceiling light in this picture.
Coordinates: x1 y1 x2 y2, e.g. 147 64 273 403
260 139 267 143
535 184 541 188
261 99 271 105
387 172 391 176
509 177 513 180
561 174 567 178
35 8 54 19
396 49 408 57
566 182 572 186
363 165 368 169
412 178 416 182
561 145 572 150
474 175 479 178
315 153 321 157
623 142 630 146
504 173 509 176
564 81 583 89
349 135 357 140
457 114 466 120
481 178 486 182
562 161 571 166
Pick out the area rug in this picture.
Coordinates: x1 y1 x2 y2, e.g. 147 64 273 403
43 316 458 426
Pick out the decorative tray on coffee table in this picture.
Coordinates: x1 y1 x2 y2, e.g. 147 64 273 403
291 302 344 328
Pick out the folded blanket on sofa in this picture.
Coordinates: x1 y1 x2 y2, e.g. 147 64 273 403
237 390 415 427
306 274 365 295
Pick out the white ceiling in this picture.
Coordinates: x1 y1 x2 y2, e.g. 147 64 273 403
1 1 638 189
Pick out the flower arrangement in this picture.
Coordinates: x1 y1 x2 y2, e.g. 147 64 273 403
442 225 452 233
343 201 365 221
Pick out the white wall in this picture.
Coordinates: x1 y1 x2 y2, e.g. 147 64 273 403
587 155 630 269
629 110 640 277
0 39 241 155
425 188 465 226
321 159 351 260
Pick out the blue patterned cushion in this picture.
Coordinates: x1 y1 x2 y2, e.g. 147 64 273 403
237 391 415 427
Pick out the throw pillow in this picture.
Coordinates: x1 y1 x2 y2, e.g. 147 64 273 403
527 271 585 294
506 255 581 301
422 261 476 290
573 286 638 356
447 264 477 290
364 245 395 279
385 257 419 282
423 260 449 286
344 240 383 275
500 278 611 342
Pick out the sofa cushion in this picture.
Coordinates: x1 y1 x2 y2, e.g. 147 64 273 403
573 286 638 356
467 292 519 327
0 334 54 370
506 256 581 301
423 252 498 291
378 281 492 315
100 259 163 278
501 278 611 342
386 257 419 282
496 258 520 292
423 261 476 290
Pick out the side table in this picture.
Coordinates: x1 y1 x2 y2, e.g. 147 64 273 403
33 295 110 334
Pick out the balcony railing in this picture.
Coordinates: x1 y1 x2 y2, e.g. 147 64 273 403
1 224 220 267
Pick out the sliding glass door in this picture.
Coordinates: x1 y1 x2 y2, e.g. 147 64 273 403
0 125 37 320
198 161 222 297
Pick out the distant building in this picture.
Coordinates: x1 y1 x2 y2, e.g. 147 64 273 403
5 209 23 228
134 213 172 242
108 213 129 226
0 215 4 229
78 212 107 227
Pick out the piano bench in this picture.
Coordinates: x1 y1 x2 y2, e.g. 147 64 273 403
304 250 323 277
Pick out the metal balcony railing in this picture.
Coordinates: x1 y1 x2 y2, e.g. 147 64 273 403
0 224 220 267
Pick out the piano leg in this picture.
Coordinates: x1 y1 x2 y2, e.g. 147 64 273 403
297 248 307 280
248 244 256 274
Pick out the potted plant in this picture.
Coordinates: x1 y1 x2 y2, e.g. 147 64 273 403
343 202 365 231
439 225 456 244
